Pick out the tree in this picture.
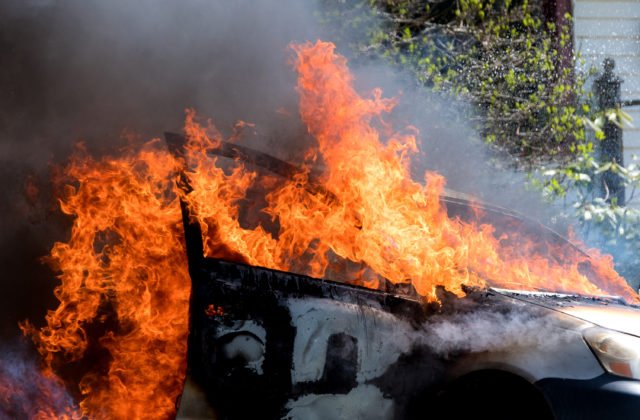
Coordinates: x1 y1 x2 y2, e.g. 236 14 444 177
323 0 590 165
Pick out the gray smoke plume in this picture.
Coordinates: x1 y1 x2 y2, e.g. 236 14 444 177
0 0 572 341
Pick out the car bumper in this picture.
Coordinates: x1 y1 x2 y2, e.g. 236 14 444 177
536 374 640 420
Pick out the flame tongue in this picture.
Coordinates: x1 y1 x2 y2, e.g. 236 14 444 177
287 41 478 298
186 40 638 303
23 141 190 419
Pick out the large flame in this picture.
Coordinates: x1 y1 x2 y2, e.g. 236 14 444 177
183 40 639 303
6 39 638 419
22 141 190 419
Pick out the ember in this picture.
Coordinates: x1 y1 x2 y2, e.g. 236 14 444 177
4 40 638 418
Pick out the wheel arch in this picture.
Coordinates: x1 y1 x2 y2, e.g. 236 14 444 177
412 368 555 420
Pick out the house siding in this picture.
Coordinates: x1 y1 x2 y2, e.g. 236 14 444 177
574 0 640 202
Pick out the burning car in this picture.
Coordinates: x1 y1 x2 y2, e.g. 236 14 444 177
169 133 640 420
164 42 640 420
16 40 640 419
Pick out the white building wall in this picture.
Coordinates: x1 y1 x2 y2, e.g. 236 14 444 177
574 0 640 202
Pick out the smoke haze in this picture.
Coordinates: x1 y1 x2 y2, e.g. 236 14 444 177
0 0 566 339
0 0 325 337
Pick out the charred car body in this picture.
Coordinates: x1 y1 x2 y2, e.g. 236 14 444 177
167 134 640 420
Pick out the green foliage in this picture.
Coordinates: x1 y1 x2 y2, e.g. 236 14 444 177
324 0 593 165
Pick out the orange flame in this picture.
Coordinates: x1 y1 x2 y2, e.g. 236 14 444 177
183 40 639 303
9 39 639 419
22 141 190 419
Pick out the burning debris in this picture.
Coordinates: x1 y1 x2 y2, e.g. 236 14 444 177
0 345 80 419
2 40 639 419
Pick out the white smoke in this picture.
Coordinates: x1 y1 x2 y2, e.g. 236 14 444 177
425 308 573 357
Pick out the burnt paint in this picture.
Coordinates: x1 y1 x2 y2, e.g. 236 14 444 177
185 256 495 419
293 333 359 396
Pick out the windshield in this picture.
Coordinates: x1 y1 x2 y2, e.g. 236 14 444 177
442 197 637 302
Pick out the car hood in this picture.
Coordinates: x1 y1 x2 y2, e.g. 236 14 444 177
558 304 640 337
491 288 640 337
